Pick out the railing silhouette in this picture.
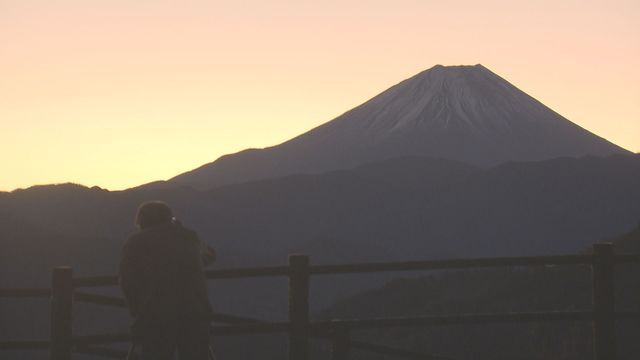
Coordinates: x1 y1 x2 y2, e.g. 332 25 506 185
1 242 640 360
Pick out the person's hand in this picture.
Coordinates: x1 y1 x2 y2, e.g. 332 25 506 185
202 246 216 266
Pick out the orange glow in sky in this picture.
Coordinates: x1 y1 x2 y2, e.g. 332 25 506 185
1 0 639 191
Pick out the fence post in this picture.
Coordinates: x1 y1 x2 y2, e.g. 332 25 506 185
330 325 350 360
289 255 310 360
592 243 616 360
51 266 73 360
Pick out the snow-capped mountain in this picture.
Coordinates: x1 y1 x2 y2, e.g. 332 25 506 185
169 64 629 189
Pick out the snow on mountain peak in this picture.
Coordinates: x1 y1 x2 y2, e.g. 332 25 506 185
345 64 547 137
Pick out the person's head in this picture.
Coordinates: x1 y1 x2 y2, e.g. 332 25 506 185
135 201 173 229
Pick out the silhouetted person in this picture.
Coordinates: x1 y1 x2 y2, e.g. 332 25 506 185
120 201 214 360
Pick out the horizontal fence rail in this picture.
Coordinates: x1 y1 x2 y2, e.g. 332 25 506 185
73 275 118 288
72 332 131 347
2 242 639 360
613 254 640 264
0 288 50 297
74 292 126 307
615 311 640 319
309 254 593 275
73 346 127 359
72 265 294 288
206 265 291 279
310 311 596 330
348 340 455 360
67 252 640 288
0 340 50 350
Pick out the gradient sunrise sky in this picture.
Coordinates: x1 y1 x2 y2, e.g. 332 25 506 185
1 0 639 191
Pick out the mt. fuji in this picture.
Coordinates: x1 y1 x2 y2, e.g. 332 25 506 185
169 64 629 189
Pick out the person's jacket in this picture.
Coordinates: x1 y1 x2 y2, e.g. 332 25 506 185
119 222 213 322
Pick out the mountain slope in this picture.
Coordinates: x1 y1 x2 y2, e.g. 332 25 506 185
169 64 629 189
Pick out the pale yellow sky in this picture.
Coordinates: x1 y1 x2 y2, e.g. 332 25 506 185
1 0 639 191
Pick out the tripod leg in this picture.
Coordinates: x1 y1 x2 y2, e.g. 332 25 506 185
126 342 137 360
208 344 218 360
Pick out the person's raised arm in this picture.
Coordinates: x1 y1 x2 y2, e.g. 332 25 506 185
173 218 216 266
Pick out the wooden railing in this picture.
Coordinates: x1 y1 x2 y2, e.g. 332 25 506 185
1 242 639 360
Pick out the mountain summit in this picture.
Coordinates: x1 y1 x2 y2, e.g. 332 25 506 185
170 64 629 189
